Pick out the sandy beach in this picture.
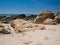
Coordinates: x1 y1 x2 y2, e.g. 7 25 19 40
0 24 60 45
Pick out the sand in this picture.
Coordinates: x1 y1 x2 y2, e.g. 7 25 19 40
0 24 60 45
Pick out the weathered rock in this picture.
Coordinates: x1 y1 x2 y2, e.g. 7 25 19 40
10 18 46 32
0 16 7 23
10 19 26 27
43 18 56 25
17 14 26 19
10 19 27 32
34 10 54 24
0 23 15 34
54 11 60 24
10 14 26 20
14 24 27 32
25 14 37 20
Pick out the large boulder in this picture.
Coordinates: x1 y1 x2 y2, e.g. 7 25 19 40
43 18 56 25
34 10 54 24
54 11 60 24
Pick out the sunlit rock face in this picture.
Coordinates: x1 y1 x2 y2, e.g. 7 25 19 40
9 19 46 33
43 18 56 25
54 11 60 24
34 10 54 24
0 23 15 34
9 19 28 32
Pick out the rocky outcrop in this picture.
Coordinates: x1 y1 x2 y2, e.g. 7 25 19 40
10 19 27 32
0 16 7 23
43 18 56 25
10 19 46 33
54 11 60 24
10 14 26 20
0 14 26 23
0 23 15 34
25 14 37 20
34 10 54 24
18 14 26 19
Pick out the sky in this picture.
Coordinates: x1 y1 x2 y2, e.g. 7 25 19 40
0 0 60 14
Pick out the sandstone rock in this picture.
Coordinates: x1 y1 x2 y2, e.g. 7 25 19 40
10 19 46 32
34 10 54 24
43 18 56 25
10 19 27 32
0 23 15 34
10 19 27 27
14 24 27 32
54 11 60 24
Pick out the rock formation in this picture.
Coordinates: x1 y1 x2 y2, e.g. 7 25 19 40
10 19 46 33
25 14 37 20
43 18 56 25
34 10 54 24
10 14 26 20
10 19 27 32
0 23 15 34
54 11 60 24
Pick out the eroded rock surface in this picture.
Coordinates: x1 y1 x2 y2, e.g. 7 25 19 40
54 11 60 24
34 10 54 24
43 18 56 25
0 23 15 34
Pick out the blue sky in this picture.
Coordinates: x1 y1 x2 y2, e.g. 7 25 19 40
0 0 60 14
